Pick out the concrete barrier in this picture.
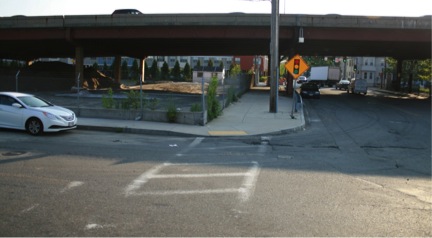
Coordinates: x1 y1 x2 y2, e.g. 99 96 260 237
70 107 207 125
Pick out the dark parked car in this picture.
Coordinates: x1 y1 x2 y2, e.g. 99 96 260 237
112 9 142 15
300 83 320 99
336 79 350 90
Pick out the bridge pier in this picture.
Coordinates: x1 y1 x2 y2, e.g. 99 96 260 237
140 57 146 83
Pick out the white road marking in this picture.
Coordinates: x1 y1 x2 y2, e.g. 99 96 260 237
150 172 248 179
124 161 260 203
239 161 260 202
134 188 240 196
124 163 167 197
60 181 84 193
85 223 116 230
176 137 204 156
20 204 39 214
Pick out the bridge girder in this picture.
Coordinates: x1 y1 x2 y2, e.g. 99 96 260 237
0 14 430 60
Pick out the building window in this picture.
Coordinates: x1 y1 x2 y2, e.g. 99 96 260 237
197 72 203 77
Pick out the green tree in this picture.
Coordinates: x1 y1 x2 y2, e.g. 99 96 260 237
171 60 182 81
208 59 214 67
92 62 99 70
121 60 129 79
417 59 431 82
144 61 150 79
131 59 139 81
160 61 170 80
219 61 224 69
103 61 109 72
207 77 221 121
229 63 241 78
183 62 192 81
385 58 431 92
149 60 160 80
109 59 116 72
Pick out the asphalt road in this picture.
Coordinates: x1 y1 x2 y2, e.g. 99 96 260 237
0 88 430 236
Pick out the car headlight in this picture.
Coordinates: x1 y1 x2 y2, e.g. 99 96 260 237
43 112 60 120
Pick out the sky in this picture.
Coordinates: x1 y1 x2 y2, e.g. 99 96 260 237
0 0 430 17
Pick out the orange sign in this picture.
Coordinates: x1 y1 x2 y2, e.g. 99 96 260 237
285 54 309 79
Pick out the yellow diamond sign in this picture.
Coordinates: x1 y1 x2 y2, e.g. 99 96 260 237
285 54 309 79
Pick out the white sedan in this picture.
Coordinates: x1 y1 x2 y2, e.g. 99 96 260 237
0 92 77 135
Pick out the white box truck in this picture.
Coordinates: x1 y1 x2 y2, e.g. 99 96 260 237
348 78 368 95
308 66 340 87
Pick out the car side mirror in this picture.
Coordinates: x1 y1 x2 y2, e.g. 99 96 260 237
12 103 23 108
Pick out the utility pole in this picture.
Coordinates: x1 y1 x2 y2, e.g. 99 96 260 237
269 0 279 113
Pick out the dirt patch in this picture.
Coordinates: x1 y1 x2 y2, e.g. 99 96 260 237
2 61 207 94
121 82 208 94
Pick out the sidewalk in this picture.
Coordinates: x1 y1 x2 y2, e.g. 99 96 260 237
76 90 305 137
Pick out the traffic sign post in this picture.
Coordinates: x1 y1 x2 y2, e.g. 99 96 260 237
285 54 309 79
285 55 309 120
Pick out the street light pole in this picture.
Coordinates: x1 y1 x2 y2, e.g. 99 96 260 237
269 0 279 113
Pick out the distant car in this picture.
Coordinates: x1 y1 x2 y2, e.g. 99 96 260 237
348 78 368 95
112 9 142 15
336 79 350 90
0 92 77 135
293 76 308 89
298 76 307 83
300 82 320 99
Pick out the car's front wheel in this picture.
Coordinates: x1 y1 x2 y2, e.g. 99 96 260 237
26 118 43 135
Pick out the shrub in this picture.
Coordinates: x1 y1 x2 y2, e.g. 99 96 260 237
102 88 114 109
147 98 159 111
190 103 202 112
207 77 221 121
166 102 177 123
124 90 140 110
225 86 238 107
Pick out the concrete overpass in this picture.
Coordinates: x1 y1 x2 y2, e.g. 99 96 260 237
0 13 430 61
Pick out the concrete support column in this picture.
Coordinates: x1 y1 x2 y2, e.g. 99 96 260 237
140 57 146 83
269 0 279 113
75 46 84 87
113 55 122 84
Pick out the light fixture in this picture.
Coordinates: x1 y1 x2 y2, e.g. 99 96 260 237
299 27 304 43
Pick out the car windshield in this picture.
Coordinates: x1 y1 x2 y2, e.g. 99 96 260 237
18 96 52 107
